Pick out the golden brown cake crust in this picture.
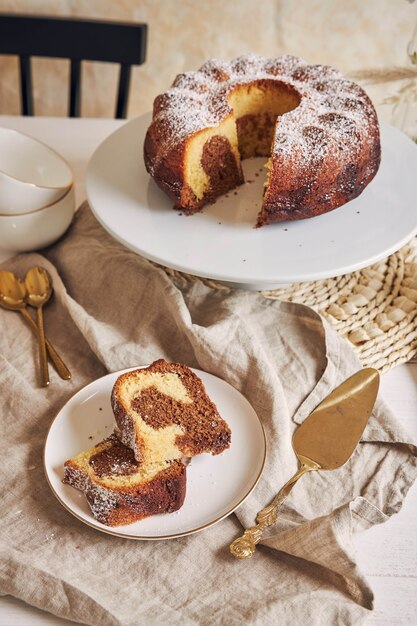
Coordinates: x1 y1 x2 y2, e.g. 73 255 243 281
111 359 231 463
63 435 186 527
144 55 381 225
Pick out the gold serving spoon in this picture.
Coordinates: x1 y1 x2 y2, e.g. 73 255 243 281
230 367 380 559
0 269 71 382
24 267 54 387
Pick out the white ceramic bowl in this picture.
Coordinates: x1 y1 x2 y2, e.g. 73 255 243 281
0 128 73 214
0 185 75 252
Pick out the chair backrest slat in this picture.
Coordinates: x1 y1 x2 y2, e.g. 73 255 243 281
116 64 132 120
69 59 82 118
0 14 147 118
19 55 34 116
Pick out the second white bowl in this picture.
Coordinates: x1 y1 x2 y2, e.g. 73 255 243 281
0 185 76 252
0 127 73 214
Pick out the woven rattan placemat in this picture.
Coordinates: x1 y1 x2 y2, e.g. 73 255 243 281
162 237 417 373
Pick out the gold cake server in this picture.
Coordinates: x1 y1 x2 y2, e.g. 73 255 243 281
230 367 380 559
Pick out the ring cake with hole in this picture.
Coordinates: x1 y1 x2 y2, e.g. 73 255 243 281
144 54 381 226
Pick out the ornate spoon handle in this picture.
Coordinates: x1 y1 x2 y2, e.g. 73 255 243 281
36 305 49 387
230 456 320 559
20 308 71 380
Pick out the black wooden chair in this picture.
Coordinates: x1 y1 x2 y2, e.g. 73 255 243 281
0 14 148 118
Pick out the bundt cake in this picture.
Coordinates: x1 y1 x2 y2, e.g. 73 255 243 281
63 434 186 526
111 360 231 464
144 55 381 226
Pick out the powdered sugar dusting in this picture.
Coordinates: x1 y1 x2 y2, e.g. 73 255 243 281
63 464 117 522
146 54 378 175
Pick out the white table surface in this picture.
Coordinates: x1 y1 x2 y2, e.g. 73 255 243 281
0 116 416 626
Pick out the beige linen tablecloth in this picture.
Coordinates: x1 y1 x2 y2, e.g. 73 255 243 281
1 205 416 626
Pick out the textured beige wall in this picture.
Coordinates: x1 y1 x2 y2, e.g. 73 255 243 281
0 0 416 129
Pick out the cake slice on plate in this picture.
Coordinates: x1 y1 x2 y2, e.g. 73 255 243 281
111 359 231 464
63 434 186 527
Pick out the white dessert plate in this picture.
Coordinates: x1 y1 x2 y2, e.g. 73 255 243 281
44 366 266 540
86 113 417 290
